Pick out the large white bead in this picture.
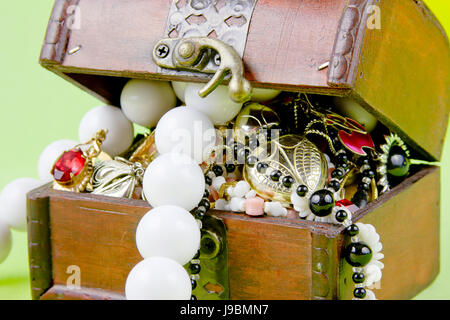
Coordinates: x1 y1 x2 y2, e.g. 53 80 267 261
78 105 134 157
38 139 78 182
0 219 12 263
136 205 200 265
0 178 41 231
171 81 187 103
125 257 191 300
251 88 281 102
142 153 205 211
120 79 177 128
155 107 216 163
185 83 243 125
333 97 378 132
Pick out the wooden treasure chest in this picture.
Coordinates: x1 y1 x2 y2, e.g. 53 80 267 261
27 0 449 300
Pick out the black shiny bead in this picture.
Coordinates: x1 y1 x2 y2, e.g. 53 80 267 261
387 145 410 177
337 162 349 170
194 207 206 219
257 162 269 173
189 263 201 274
205 175 212 186
246 155 258 167
225 163 236 173
309 189 335 217
193 250 201 259
191 295 198 300
212 165 223 177
331 168 344 179
357 157 371 167
344 242 373 267
335 210 348 223
352 190 368 209
282 176 295 188
328 180 340 192
353 288 367 299
191 279 197 290
203 189 210 198
199 199 210 211
270 170 282 181
352 272 365 284
362 169 375 179
345 224 359 236
336 153 348 163
357 182 370 191
296 185 308 197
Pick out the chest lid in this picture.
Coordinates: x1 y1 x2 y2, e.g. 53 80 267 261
40 0 449 160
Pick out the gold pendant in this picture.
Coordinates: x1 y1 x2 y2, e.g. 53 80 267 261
244 134 328 205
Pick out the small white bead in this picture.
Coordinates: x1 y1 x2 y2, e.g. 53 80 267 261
212 176 226 191
233 181 251 198
214 199 228 210
245 190 257 199
264 202 287 217
229 197 246 212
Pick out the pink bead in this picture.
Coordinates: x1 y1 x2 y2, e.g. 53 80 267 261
209 186 220 201
286 209 298 219
245 197 265 217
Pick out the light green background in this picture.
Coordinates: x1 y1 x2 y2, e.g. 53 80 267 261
0 0 448 300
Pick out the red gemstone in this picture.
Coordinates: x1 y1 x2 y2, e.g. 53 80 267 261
52 149 86 183
336 199 353 207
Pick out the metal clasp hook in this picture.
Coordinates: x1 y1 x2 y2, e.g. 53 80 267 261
153 37 252 103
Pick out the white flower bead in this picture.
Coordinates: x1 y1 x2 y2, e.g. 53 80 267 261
364 264 382 287
229 197 246 212
356 222 381 252
245 190 257 199
215 199 229 211
290 190 309 210
233 181 251 198
330 206 352 224
212 176 226 192
363 289 377 300
264 202 287 217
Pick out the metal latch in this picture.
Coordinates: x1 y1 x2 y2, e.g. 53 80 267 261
153 37 252 103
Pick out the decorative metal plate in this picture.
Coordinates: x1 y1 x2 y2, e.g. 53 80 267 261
164 0 258 57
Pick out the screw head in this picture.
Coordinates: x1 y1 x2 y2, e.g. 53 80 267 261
155 44 169 58
178 41 195 59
